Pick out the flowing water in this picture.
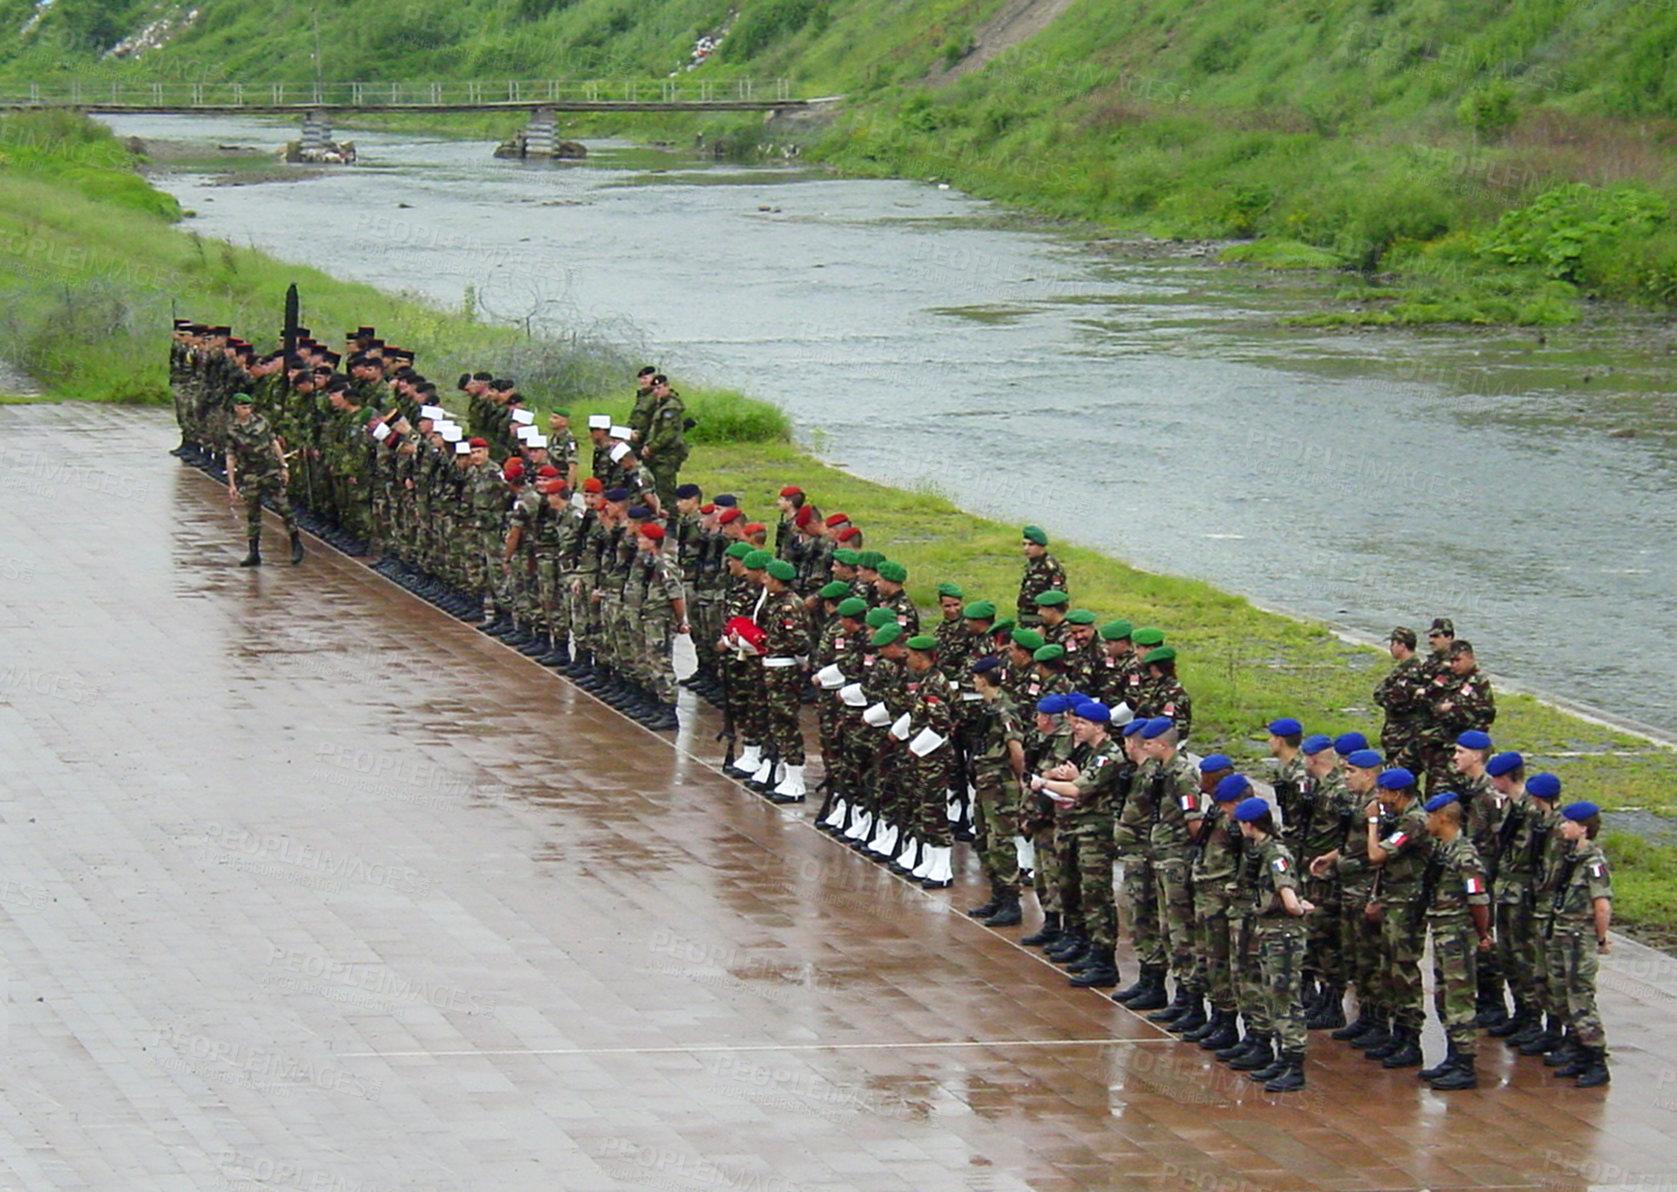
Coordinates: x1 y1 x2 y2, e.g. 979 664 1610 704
104 113 1677 736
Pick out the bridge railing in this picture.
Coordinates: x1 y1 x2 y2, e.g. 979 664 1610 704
0 78 798 107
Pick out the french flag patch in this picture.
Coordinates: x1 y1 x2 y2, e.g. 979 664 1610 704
1272 857 1289 873
1387 831 1409 849
1180 794 1196 811
1465 876 1485 895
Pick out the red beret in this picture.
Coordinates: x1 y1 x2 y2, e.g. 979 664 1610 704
778 485 802 497
700 502 716 514
538 479 565 494
744 522 766 535
793 506 815 528
639 523 666 540
503 457 523 472
467 437 488 448
536 464 559 478
582 477 603 493
835 526 861 542
825 512 850 527
719 508 742 524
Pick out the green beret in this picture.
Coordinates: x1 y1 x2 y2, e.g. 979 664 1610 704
1022 525 1048 546
1034 589 1068 607
963 599 997 620
1033 643 1066 662
1132 626 1165 646
836 597 868 617
1099 619 1133 641
743 549 773 570
865 607 896 628
991 618 1016 636
1011 628 1045 651
871 623 903 647
819 581 850 599
1144 645 1177 664
856 550 885 570
877 561 908 583
905 635 937 651
832 549 861 566
1066 609 1097 625
936 582 964 599
725 542 754 560
766 559 797 581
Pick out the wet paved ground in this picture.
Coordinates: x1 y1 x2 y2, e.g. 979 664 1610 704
2 402 1676 1191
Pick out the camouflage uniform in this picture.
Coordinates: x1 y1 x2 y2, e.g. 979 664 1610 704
1529 810 1570 1024
627 544 684 702
1421 665 1497 793
225 414 296 540
1016 554 1067 626
1148 751 1203 981
1248 834 1308 1056
1297 768 1349 989
1548 838 1611 1050
1060 736 1126 954
971 692 1025 894
1028 717 1075 918
1425 833 1491 1057
1371 802 1433 1033
505 483 543 628
1333 784 1385 1019
1115 756 1163 969
464 459 510 613
641 390 689 511
1192 799 1243 1017
1495 792 1545 1012
902 666 957 846
1374 655 1429 773
757 587 808 768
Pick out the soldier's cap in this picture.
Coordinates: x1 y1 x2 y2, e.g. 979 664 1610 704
1333 731 1369 756
551 407 569 418
1121 717 1149 738
1527 773 1562 800
628 505 652 520
1214 774 1251 803
836 597 868 617
1485 751 1524 777
1065 609 1096 625
467 437 488 448
211 325 233 335
743 521 767 536
1099 619 1133 641
587 414 611 429
1562 800 1599 822
173 318 193 328
793 506 815 527
825 512 850 527
538 479 565 494
1010 628 1045 651
832 549 860 566
714 493 738 507
231 393 254 404
676 483 701 499
1072 699 1110 723
1429 617 1456 636
856 550 886 570
1036 693 1072 715
609 424 633 440
865 607 896 628
871 623 903 647
1423 792 1459 813
1033 590 1068 607
1022 525 1048 546
779 485 803 497
877 561 908 584
700 502 716 514
1377 767 1417 791
765 559 796 581
492 378 516 391
1143 645 1176 665
1456 729 1493 751
1132 627 1165 647
906 634 937 652
819 581 850 600
609 442 632 463
1198 754 1233 773
536 464 560 479
724 542 754 560
582 477 603 493
936 582 964 599
441 426 463 443
454 441 471 455
1341 747 1382 770
742 549 773 570
639 523 666 540
1301 733 1334 756
1032 644 1065 662
971 655 1002 676
528 433 551 449
963 599 997 620
1387 626 1418 648
1447 640 1475 657
420 404 446 419
1232 796 1270 822
1266 717 1303 737
511 407 536 425
504 460 525 479
1141 717 1175 740
604 486 630 502
719 508 743 524
835 527 862 542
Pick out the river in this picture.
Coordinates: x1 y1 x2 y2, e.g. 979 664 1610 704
103 113 1677 736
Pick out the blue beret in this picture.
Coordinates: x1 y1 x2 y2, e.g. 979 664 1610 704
1424 792 1460 812
1562 800 1600 822
1301 733 1334 756
970 656 1002 675
675 483 701 499
1066 691 1090 705
1071 699 1110 723
1456 730 1493 751
1268 717 1303 737
1528 772 1562 799
1233 796 1270 822
1333 731 1369 756
1121 718 1149 737
1036 693 1072 715
1214 774 1251 803
713 493 738 507
1141 717 1176 739
1377 767 1417 791
628 504 652 520
604 486 630 502
1345 748 1384 769
1198 754 1234 773
1485 751 1524 778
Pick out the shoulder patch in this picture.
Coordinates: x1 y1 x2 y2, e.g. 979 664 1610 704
1272 856 1289 873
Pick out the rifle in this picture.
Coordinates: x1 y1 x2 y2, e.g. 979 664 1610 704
1545 850 1581 940
1487 800 1526 888
1410 851 1444 931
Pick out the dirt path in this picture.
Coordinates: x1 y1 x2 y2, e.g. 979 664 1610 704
930 0 1082 83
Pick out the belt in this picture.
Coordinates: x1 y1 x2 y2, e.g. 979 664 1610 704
763 657 798 668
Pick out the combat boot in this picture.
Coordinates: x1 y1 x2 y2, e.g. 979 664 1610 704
918 846 954 890
1048 931 1089 966
503 622 536 649
966 884 1003 920
1475 979 1509 1030
1556 1043 1594 1078
1215 1028 1260 1063
1020 913 1061 948
1509 1011 1548 1049
1146 982 1193 1024
1124 967 1170 1012
1364 1021 1404 1060
1429 1053 1478 1091
1543 1031 1582 1067
1183 1008 1223 1044
1331 1007 1374 1042
239 537 262 567
1489 999 1531 1039
1229 1034 1275 1072
1169 995 1208 1036
1519 1018 1564 1057
1264 1051 1307 1092
646 701 679 732
537 643 570 668
518 632 550 657
1196 1012 1242 1052
746 755 777 792
480 610 514 637
1111 966 1153 1005
1380 1027 1424 1068
1067 949 1119 988
1419 1040 1458 1082
1249 1046 1290 1083
769 764 807 804
724 742 761 778
289 531 304 564
1349 1016 1392 1052
982 893 1022 928
1307 985 1346 1030
1573 1046 1610 1087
